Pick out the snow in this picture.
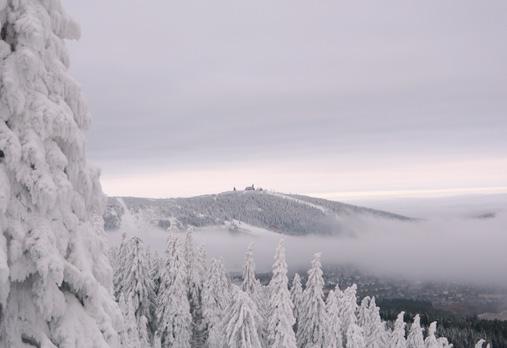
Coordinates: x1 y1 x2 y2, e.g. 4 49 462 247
266 191 331 214
267 239 297 348
0 1 496 347
156 234 191 347
222 285 263 348
104 191 411 237
0 0 121 345
297 253 328 347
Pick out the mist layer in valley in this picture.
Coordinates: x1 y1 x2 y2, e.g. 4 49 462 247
105 191 507 290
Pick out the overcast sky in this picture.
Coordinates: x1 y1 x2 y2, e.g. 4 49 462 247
66 0 507 200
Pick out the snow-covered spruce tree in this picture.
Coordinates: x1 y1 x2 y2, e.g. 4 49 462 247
118 293 141 348
297 252 328 348
0 1 122 346
242 243 261 296
267 239 296 348
257 282 271 346
157 234 192 348
217 257 231 295
117 294 129 347
325 289 343 348
183 230 206 347
357 296 371 328
222 285 263 348
112 232 130 300
195 244 208 282
379 322 392 348
241 243 268 345
112 236 132 298
390 311 407 348
119 236 155 344
363 297 385 348
184 230 201 304
190 243 208 347
406 314 425 348
475 339 487 348
424 322 439 348
289 272 303 333
340 284 358 345
202 258 231 348
345 323 365 348
148 248 162 297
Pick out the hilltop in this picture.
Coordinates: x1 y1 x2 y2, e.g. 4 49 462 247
104 190 413 236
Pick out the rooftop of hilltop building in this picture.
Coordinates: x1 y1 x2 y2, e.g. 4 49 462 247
232 184 264 192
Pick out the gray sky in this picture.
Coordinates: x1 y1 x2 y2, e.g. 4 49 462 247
66 0 507 199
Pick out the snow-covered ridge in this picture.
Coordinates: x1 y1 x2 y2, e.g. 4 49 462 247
104 190 413 236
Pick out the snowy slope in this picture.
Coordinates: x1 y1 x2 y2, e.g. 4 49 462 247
104 190 413 236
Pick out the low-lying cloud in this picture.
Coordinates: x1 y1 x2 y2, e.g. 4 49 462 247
108 210 507 288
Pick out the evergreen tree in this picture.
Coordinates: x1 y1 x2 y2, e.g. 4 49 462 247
267 239 296 348
390 312 407 348
112 232 129 295
475 339 486 348
379 323 392 348
346 323 365 348
216 257 231 295
340 284 358 346
242 243 261 296
121 237 156 342
196 245 208 281
138 315 150 347
222 285 263 348
297 253 328 348
0 1 121 345
147 248 162 295
183 230 207 347
407 314 425 348
184 230 201 303
363 297 384 348
191 244 208 347
202 258 231 347
119 293 141 348
157 235 192 348
257 282 271 346
290 273 303 333
326 289 343 348
357 296 371 328
241 243 268 345
424 322 440 348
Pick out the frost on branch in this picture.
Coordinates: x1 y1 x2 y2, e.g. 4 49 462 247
0 0 121 346
222 285 263 348
289 272 303 333
297 252 328 348
202 257 231 347
157 234 191 348
267 239 296 348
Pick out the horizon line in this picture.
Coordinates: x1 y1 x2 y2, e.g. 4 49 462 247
310 186 507 201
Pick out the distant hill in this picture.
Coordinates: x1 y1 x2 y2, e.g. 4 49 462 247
104 190 414 236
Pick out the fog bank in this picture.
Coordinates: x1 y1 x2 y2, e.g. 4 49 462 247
108 209 507 288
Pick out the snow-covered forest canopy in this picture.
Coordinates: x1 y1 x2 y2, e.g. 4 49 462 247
109 231 491 348
0 1 498 347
